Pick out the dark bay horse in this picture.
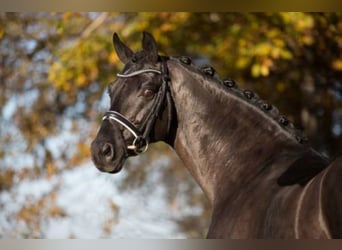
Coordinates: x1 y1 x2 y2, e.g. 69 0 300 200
91 32 342 238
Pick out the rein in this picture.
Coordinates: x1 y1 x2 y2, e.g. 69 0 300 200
102 56 172 154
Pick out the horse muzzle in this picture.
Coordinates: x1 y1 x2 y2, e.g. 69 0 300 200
90 120 127 174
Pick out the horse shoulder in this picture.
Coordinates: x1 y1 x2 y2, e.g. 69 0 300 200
321 156 342 238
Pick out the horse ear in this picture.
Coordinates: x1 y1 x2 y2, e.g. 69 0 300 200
142 31 158 62
113 33 134 64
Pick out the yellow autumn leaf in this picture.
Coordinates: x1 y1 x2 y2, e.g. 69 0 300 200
260 64 270 76
271 47 281 59
254 43 272 57
109 53 119 64
332 59 342 71
251 64 261 78
280 50 293 60
273 38 285 48
301 35 314 45
236 57 250 69
160 23 174 32
76 74 87 87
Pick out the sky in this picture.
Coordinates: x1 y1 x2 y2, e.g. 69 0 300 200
0 158 189 238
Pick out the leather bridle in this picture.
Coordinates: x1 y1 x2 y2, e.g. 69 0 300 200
102 56 173 155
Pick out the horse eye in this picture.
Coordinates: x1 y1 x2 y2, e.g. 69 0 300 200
143 89 155 98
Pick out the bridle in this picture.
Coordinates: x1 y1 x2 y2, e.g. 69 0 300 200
102 56 173 155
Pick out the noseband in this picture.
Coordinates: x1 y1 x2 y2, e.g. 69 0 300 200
102 56 172 155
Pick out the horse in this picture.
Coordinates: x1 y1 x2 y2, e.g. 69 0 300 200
90 31 342 238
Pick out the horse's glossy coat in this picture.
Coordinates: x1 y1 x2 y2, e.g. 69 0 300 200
91 32 342 238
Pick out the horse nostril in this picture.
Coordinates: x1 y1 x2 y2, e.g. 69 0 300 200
102 143 114 162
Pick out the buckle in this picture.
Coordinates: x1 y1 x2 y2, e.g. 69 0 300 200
127 136 149 154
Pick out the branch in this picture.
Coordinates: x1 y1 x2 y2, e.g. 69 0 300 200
81 13 108 39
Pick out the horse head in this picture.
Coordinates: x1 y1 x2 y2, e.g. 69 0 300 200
91 32 174 173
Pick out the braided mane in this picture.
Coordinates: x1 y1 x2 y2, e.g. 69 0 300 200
173 55 308 145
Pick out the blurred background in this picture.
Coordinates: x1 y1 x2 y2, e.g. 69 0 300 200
0 12 342 238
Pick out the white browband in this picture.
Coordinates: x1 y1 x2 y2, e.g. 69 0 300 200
117 69 161 78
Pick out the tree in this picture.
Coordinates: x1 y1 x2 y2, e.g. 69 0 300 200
1 12 341 238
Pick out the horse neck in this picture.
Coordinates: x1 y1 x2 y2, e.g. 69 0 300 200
166 58 307 205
